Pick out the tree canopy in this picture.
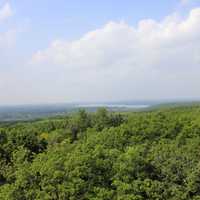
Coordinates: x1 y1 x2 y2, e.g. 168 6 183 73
0 106 200 199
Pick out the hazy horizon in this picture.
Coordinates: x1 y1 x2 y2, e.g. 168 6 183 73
1 0 200 105
1 98 200 107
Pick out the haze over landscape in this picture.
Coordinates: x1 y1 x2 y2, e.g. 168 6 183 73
0 0 200 105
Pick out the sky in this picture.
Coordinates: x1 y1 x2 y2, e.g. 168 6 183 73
0 0 200 105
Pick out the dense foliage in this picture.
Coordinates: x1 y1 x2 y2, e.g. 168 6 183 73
1 106 200 199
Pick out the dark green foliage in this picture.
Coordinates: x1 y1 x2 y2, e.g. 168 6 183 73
1 106 200 199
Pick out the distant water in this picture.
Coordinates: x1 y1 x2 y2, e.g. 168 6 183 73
0 100 199 122
0 102 152 122
76 104 149 108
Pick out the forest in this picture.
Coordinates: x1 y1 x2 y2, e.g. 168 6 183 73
1 106 200 199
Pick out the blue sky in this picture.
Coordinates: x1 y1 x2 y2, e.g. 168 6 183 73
5 0 199 52
0 0 200 105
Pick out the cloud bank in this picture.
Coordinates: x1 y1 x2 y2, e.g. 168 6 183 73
1 7 200 104
28 8 200 103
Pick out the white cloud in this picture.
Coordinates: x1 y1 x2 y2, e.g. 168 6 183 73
0 2 13 23
32 8 200 66
27 7 200 103
1 7 200 104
